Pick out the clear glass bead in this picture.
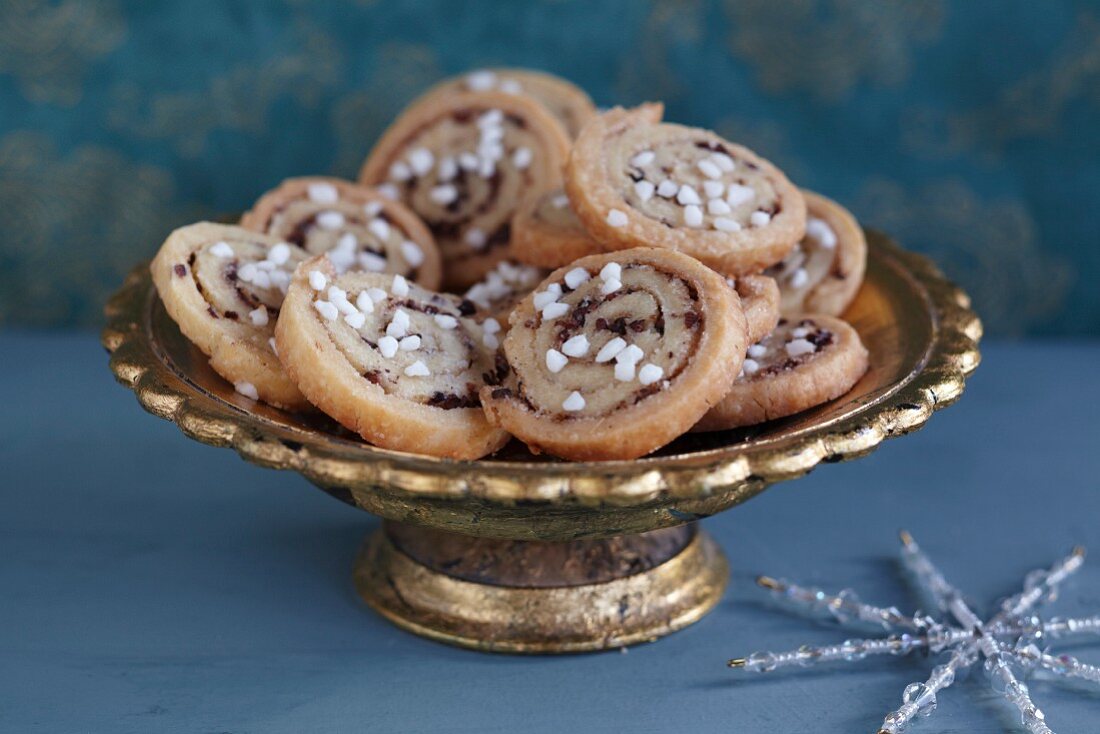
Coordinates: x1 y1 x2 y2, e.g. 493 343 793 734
796 644 818 667
829 588 858 622
746 651 777 672
902 683 937 716
1021 704 1045 728
1005 679 1029 703
840 639 867 661
881 710 906 732
930 663 954 688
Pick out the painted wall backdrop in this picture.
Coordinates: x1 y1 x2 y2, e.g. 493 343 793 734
0 0 1097 335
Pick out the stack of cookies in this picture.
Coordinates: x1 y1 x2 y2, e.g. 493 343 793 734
151 68 869 462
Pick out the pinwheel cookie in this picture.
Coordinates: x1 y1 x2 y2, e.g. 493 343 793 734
463 259 547 319
565 104 806 277
509 188 605 269
481 248 747 461
150 222 310 410
694 315 868 432
359 90 571 290
240 176 442 289
420 68 597 138
765 190 867 317
730 274 780 345
275 256 510 459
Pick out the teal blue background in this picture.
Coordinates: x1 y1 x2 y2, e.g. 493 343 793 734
1 0 1097 335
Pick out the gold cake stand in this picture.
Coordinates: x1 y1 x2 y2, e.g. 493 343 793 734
103 232 981 653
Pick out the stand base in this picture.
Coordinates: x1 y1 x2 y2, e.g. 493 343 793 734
353 521 728 653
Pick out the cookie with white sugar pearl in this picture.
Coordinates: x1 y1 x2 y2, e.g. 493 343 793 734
564 104 806 277
150 222 311 410
765 190 867 317
240 176 442 290
417 68 597 138
463 259 548 319
693 314 868 432
480 248 748 461
274 256 510 459
509 188 606 269
359 90 571 290
729 274 781 345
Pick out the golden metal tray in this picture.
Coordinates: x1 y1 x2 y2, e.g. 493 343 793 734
103 232 981 653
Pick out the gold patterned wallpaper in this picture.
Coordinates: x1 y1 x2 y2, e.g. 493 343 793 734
0 0 1095 334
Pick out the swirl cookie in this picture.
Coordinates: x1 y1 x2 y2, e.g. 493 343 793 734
730 274 781 345
359 90 572 290
421 68 597 138
463 259 547 319
275 256 510 459
150 222 310 410
481 248 748 461
765 190 867 317
694 315 869 432
240 176 442 290
565 104 806 277
509 188 605 269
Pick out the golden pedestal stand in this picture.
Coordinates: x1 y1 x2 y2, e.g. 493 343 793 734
104 232 980 653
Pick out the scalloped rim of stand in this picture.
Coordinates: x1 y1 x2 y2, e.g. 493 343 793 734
103 232 981 507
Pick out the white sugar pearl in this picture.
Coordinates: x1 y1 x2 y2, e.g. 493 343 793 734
638 363 664 385
617 344 644 364
359 252 386 272
389 161 411 181
747 344 767 358
790 268 809 288
209 241 234 258
595 337 626 363
434 314 457 329
750 210 772 227
614 360 635 382
791 326 810 338
807 217 837 249
459 152 480 171
268 337 278 356
683 205 703 228
376 184 399 200
600 278 622 295
599 262 622 281
430 184 458 205
482 318 501 333
317 211 345 230
552 193 569 208
657 180 679 198
546 348 568 373
785 338 816 358
562 391 586 412
676 185 701 206
564 267 590 289
541 301 569 320
363 201 384 218
606 209 628 227
248 307 268 326
703 180 725 199
711 152 736 171
307 182 339 203
267 242 291 265
726 184 755 207
313 300 338 321
386 319 407 338
499 78 522 94
483 332 499 349
437 156 458 181
512 147 532 169
713 217 741 232
561 334 590 357
630 150 655 167
634 180 655 202
329 286 355 314
378 335 399 358
464 228 487 249
368 287 388 303
234 381 259 400
404 360 430 377
697 158 722 179
399 335 421 351
742 358 760 375
466 70 496 90
368 218 390 241
708 199 732 216
407 148 434 176
345 311 366 329
308 270 327 291
532 289 560 310
391 274 409 297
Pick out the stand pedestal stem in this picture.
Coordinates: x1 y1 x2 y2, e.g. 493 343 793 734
353 520 728 653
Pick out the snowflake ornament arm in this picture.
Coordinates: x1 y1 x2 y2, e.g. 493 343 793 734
729 532 1093 734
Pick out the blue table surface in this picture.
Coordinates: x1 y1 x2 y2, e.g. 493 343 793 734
2 333 1099 734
